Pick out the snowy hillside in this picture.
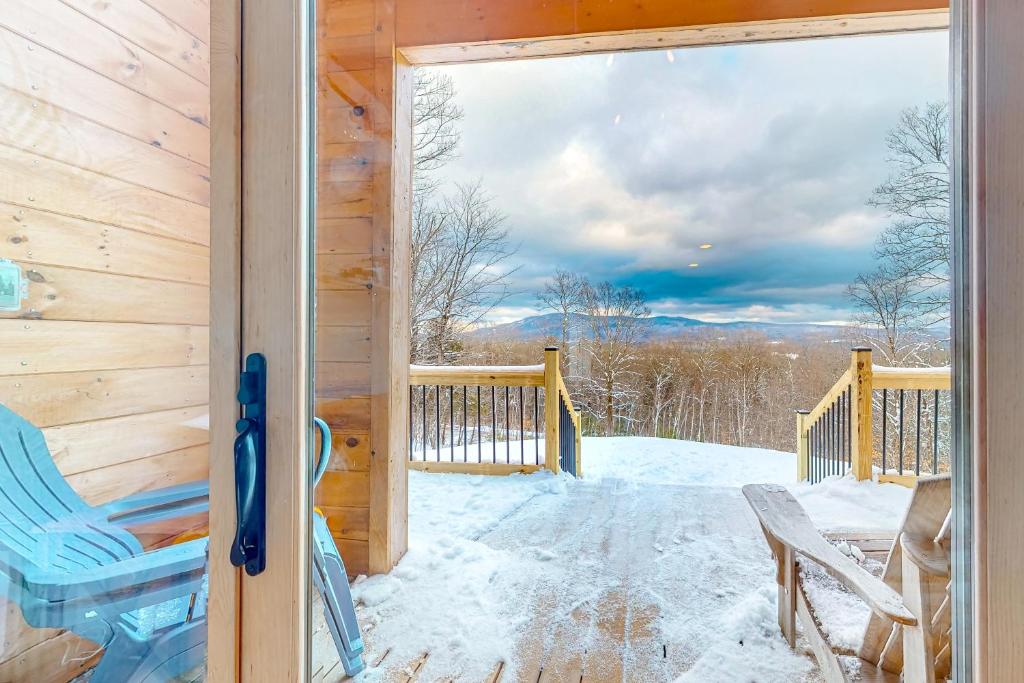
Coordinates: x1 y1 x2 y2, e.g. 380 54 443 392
349 437 912 681
467 311 852 343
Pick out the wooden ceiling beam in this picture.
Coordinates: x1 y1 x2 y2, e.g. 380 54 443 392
395 0 949 64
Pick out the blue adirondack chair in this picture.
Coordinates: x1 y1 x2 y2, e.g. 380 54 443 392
0 405 363 681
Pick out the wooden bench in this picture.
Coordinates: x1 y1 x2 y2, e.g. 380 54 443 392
743 475 951 682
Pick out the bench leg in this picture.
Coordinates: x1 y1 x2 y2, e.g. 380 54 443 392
902 551 937 682
778 546 797 648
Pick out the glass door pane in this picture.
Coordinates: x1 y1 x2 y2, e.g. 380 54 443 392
0 2 214 680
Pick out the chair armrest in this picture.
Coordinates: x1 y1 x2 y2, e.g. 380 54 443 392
24 539 208 601
743 483 916 626
96 480 210 527
901 533 950 579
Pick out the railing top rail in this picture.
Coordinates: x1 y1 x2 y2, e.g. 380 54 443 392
806 368 853 426
871 365 951 391
409 364 545 387
556 375 580 428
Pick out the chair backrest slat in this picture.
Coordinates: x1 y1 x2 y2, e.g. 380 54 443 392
0 405 142 576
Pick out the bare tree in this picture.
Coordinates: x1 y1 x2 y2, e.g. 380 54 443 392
847 266 935 365
413 70 463 181
418 182 520 363
866 102 951 324
537 270 589 370
579 282 650 435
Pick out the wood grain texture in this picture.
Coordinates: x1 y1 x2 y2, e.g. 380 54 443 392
0 89 210 206
0 366 208 427
395 0 948 48
400 10 949 65
61 0 211 85
2 0 209 124
0 145 209 246
0 26 209 165
1 263 209 324
1 203 210 283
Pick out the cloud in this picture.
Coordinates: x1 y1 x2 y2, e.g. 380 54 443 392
425 31 949 324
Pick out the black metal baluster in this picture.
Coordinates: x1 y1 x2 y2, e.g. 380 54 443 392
422 385 428 462
915 389 922 475
534 387 540 465
933 389 940 474
898 389 905 474
519 386 525 465
409 385 414 460
435 385 441 462
811 422 817 483
491 386 497 464
846 387 852 468
463 386 468 463
838 393 845 473
477 386 482 463
505 386 510 464
449 385 455 461
881 388 888 474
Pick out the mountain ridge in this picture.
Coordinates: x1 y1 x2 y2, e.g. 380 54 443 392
467 312 853 342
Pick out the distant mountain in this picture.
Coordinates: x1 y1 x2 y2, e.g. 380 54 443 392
466 312 854 343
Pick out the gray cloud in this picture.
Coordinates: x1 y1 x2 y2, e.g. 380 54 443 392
426 31 949 324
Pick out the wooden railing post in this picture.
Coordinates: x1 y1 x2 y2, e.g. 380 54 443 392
796 410 810 481
850 347 874 481
544 346 561 473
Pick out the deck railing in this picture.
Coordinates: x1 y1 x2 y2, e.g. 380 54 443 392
408 346 582 476
797 347 951 486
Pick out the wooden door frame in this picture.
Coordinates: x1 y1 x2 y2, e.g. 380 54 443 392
209 0 313 680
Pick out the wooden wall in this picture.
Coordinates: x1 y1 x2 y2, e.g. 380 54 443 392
315 0 411 577
0 0 210 679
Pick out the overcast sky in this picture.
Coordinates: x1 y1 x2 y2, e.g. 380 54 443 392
425 31 949 325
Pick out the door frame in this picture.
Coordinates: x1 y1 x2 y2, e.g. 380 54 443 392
209 0 313 680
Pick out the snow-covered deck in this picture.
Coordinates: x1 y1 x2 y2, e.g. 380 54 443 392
314 438 912 682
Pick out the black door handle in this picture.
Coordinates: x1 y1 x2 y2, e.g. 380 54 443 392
231 353 267 576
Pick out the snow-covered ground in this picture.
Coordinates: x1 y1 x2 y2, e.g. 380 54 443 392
348 437 913 681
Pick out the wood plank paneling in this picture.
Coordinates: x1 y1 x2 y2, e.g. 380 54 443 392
317 326 372 362
319 506 369 540
318 471 371 508
317 253 373 289
2 0 209 124
334 538 369 577
323 0 375 37
0 145 209 246
143 0 212 46
317 397 372 431
46 405 209 475
0 0 212 676
66 444 209 505
0 320 208 375
317 361 371 397
320 35 374 72
0 89 210 206
0 27 209 165
1 263 209 324
1 203 210 284
325 430 371 471
317 290 372 321
317 217 373 254
61 0 211 85
319 142 374 183
0 366 208 427
320 105 373 144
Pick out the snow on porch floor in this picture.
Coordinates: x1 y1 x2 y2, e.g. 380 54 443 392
327 437 912 682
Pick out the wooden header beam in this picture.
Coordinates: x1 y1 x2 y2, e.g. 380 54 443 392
397 0 949 64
